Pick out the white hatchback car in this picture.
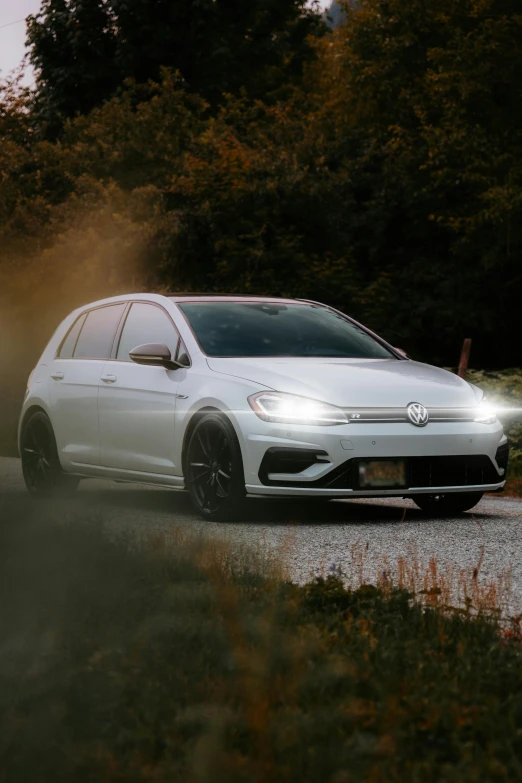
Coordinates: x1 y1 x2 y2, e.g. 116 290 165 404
19 293 508 519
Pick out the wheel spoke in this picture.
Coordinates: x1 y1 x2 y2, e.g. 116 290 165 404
216 434 228 458
33 426 47 454
217 468 231 480
23 448 40 464
215 476 227 497
197 431 211 460
205 426 214 458
202 479 214 509
190 461 211 469
188 469 210 484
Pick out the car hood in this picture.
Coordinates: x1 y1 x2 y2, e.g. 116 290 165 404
206 357 480 408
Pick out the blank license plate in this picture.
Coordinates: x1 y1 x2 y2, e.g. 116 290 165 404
358 459 407 489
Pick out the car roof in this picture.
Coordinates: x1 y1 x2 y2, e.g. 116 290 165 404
167 293 304 304
68 293 315 314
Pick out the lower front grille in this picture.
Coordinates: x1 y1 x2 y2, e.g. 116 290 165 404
407 455 500 488
260 453 504 489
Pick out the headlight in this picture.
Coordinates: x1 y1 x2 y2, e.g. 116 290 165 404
474 398 497 424
248 392 348 426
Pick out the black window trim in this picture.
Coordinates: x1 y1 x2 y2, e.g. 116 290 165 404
55 302 128 361
111 300 191 367
56 311 87 359
55 299 192 366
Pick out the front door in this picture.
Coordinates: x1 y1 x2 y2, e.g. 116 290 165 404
98 302 181 475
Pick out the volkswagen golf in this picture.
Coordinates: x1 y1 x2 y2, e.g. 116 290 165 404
19 294 508 519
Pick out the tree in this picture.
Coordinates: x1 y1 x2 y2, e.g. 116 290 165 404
306 0 522 366
27 0 119 137
26 0 325 136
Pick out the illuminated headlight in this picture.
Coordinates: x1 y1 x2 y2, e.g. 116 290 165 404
474 398 497 424
248 392 348 426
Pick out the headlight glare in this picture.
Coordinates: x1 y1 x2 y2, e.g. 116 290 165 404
474 398 497 424
248 392 348 426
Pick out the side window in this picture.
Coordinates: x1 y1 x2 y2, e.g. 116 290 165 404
117 303 179 361
73 304 126 360
58 313 86 359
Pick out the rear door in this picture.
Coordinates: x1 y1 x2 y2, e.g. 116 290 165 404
49 303 126 468
98 302 181 475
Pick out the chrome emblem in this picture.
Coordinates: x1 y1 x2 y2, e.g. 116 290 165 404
407 402 429 427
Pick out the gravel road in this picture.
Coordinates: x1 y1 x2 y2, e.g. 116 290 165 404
2 456 521 609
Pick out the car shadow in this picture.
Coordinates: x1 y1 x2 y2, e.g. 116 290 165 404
78 481 425 525
1 479 493 528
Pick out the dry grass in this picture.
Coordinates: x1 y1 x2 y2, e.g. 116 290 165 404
312 538 515 628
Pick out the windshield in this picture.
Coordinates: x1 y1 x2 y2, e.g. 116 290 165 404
177 302 395 359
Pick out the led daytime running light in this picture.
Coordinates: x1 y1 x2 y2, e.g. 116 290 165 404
474 398 497 424
248 392 348 426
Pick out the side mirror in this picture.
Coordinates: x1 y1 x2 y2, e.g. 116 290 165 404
394 347 409 359
129 343 182 370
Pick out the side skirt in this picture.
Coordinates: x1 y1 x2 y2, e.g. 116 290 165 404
67 463 185 489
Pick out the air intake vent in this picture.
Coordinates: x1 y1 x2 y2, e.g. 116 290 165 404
259 448 329 485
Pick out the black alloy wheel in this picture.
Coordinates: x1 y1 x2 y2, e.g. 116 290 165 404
412 491 484 515
185 413 246 521
21 411 79 497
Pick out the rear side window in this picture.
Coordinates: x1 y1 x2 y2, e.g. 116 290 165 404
58 313 86 359
116 303 179 361
73 304 126 360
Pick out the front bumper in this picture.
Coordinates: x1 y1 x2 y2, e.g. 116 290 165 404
240 419 507 497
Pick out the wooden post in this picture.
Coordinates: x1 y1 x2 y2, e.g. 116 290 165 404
458 338 472 378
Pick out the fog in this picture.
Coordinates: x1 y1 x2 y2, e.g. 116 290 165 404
0 200 149 455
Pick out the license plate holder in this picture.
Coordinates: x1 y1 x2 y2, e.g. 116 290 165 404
357 459 407 489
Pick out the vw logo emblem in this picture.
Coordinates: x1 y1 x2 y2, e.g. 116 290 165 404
407 402 429 427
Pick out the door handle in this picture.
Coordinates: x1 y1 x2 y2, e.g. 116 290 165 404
51 372 64 380
101 374 117 383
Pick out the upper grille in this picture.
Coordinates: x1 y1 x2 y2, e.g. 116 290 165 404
342 407 476 424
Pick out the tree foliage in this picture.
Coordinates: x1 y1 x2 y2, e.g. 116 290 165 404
27 0 325 135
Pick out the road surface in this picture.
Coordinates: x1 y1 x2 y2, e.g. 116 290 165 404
1 456 521 610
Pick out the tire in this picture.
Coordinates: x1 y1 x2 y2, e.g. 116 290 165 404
412 491 483 515
21 411 79 498
185 412 246 521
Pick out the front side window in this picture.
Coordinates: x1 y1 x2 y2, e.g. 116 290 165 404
58 313 86 358
73 304 126 360
178 302 395 359
117 303 179 361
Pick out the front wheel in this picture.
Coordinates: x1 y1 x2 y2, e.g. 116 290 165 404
185 413 246 521
21 411 79 498
412 491 483 515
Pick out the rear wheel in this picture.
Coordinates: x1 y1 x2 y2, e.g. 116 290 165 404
185 413 246 521
412 491 483 515
21 411 79 498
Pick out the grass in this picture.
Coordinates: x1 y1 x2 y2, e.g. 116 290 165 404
2 499 522 783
